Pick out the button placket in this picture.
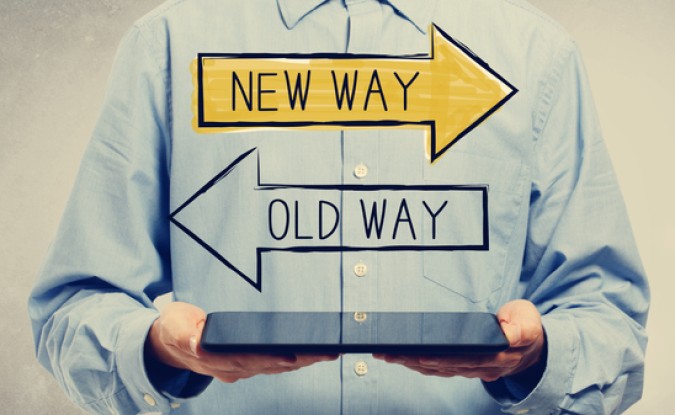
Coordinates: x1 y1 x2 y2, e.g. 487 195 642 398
342 252 377 326
339 2 386 412
341 129 379 322
344 0 382 54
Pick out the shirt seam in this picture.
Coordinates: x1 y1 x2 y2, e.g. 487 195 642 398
132 0 189 30
79 384 131 407
501 0 569 35
531 38 575 144
130 24 174 177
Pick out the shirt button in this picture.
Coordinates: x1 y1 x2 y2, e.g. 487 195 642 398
354 312 367 323
515 410 530 414
354 360 368 376
353 262 368 277
170 403 182 409
353 163 368 179
143 394 157 406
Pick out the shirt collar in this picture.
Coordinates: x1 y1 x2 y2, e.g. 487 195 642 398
387 0 436 33
277 0 435 33
277 0 331 29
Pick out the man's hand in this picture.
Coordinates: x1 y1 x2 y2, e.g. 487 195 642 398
145 302 339 383
373 300 545 382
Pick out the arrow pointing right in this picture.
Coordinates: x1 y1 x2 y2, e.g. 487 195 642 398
193 24 517 163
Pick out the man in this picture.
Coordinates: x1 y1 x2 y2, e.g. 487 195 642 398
29 0 649 414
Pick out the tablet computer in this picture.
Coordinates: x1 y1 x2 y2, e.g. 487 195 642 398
201 311 509 354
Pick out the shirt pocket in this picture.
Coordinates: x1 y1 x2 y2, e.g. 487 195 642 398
422 151 526 303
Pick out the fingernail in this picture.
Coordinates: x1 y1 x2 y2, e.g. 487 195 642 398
278 355 298 366
419 358 440 366
279 360 297 367
189 336 198 356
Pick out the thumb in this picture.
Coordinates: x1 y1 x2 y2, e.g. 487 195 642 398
500 320 522 347
162 302 207 357
189 318 206 357
497 300 542 348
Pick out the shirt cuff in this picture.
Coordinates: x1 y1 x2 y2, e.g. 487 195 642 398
116 308 212 413
484 313 578 415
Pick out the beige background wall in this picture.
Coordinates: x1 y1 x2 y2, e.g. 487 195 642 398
1 0 672 413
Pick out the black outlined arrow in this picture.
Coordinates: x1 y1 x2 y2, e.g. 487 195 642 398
170 148 488 292
192 24 517 163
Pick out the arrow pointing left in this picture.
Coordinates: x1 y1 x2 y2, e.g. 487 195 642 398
170 148 488 292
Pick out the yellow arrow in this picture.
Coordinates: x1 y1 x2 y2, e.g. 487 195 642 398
192 24 516 163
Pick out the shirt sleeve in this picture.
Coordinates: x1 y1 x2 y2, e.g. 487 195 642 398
484 40 649 414
28 25 211 414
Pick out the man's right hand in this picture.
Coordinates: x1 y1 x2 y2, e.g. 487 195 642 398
145 302 339 383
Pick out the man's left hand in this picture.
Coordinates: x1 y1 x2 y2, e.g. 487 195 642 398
373 300 545 382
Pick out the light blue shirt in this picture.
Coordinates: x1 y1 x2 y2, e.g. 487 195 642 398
29 0 649 414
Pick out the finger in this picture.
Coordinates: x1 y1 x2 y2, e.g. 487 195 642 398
373 354 407 365
212 364 305 383
294 354 340 366
397 361 508 381
497 300 542 348
190 354 291 378
378 354 516 380
220 354 299 371
196 352 339 381
147 303 208 370
404 366 455 377
383 351 523 371
380 354 492 369
208 355 336 383
160 302 207 358
500 321 522 348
